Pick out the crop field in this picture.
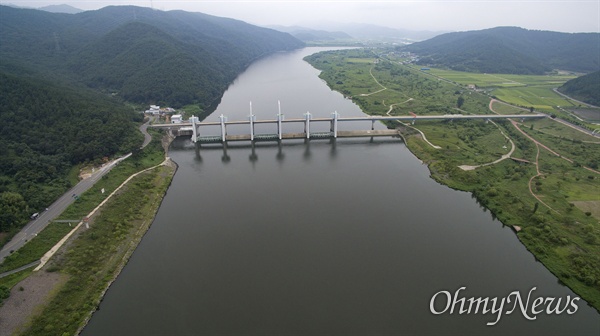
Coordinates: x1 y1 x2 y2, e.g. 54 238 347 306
428 68 577 87
428 69 524 87
427 68 579 113
492 86 577 112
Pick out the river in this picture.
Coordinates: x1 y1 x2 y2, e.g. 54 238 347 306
82 47 599 335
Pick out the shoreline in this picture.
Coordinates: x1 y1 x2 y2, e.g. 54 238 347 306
76 133 177 334
0 133 177 335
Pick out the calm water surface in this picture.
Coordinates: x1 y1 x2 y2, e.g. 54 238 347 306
83 48 599 335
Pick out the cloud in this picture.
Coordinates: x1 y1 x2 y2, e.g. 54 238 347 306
3 0 599 32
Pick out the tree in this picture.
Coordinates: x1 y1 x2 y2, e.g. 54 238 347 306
457 96 465 108
0 192 28 231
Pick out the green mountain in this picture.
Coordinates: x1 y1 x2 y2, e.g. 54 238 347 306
558 70 600 106
0 5 303 234
0 71 142 232
401 27 599 74
0 5 304 108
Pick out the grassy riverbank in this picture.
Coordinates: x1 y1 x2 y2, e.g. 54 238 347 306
0 130 176 335
19 163 175 335
305 49 600 311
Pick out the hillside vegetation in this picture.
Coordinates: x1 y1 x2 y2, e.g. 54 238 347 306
0 5 303 108
558 70 600 107
0 5 302 240
401 27 599 74
0 72 142 234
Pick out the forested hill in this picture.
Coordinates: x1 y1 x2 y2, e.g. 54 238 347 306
400 27 599 75
0 5 304 107
0 5 302 236
0 71 142 233
558 70 600 106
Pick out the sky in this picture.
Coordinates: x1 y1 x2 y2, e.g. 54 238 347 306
2 0 599 33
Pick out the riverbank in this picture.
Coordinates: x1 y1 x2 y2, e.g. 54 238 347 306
0 133 177 335
305 48 600 312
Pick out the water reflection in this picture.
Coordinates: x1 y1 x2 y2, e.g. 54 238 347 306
303 139 311 161
329 138 337 159
221 143 231 163
189 137 402 166
276 141 285 164
249 142 258 169
194 143 202 163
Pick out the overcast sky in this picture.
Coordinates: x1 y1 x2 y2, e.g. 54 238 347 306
2 0 599 33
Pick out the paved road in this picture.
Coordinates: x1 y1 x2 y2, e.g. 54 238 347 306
0 154 131 263
139 116 154 149
0 261 40 278
553 88 599 109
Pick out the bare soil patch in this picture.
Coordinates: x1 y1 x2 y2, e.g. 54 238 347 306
572 200 600 220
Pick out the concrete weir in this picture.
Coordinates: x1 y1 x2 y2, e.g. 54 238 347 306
173 130 400 143
151 110 545 144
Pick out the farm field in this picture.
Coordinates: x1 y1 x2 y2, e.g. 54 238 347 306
427 68 579 113
428 68 577 87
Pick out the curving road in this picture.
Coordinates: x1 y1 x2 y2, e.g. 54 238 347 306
139 116 154 149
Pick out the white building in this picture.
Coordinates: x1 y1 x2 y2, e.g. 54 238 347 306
145 105 161 115
171 114 183 124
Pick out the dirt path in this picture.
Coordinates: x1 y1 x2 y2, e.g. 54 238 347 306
485 98 599 211
35 157 172 272
386 98 413 116
510 120 600 175
458 120 515 171
359 66 387 96
527 142 560 214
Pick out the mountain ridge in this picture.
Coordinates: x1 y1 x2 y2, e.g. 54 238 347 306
558 70 600 107
0 5 304 107
400 26 599 74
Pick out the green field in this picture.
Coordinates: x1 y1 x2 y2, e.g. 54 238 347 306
428 68 577 87
493 86 577 112
522 117 600 143
427 68 578 113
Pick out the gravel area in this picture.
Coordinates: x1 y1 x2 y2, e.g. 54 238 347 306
0 271 67 336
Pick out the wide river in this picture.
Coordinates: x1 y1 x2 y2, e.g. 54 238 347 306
83 47 599 335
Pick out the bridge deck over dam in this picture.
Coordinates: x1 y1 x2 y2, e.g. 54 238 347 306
150 112 545 143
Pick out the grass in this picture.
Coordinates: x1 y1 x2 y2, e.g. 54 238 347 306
492 86 576 112
21 163 175 335
306 48 600 311
0 129 165 277
521 118 600 143
428 68 577 87
572 201 600 219
0 121 174 334
426 66 600 132
0 223 73 274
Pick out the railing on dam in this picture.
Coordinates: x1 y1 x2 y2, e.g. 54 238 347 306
150 110 546 143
